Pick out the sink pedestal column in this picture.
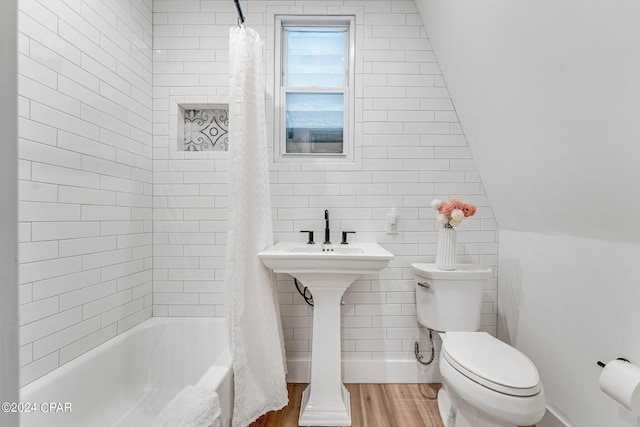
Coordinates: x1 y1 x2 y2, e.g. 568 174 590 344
296 274 354 426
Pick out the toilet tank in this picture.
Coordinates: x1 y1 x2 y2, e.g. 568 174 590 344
412 263 491 332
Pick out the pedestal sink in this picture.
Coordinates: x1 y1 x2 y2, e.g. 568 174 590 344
258 242 394 426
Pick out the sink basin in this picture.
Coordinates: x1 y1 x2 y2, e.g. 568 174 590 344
258 241 393 275
287 245 364 254
258 241 393 426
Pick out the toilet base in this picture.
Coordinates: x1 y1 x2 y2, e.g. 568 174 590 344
437 387 456 427
437 386 515 427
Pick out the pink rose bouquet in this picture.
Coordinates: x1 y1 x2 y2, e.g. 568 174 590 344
430 199 476 228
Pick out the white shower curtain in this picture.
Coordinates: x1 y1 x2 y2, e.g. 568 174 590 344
226 25 288 427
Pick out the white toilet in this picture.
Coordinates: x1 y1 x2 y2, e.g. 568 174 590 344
413 263 545 427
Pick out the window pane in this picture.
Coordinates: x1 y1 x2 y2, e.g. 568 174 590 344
285 92 344 154
287 30 345 87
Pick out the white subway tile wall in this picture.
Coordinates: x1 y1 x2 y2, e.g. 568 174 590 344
17 0 153 386
15 0 498 385
153 0 498 369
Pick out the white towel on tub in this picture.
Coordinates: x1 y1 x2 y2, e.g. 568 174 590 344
153 385 222 427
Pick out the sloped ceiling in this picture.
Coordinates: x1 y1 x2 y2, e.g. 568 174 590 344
414 0 640 242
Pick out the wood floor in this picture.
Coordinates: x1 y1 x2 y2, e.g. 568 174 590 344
250 383 535 427
250 383 443 427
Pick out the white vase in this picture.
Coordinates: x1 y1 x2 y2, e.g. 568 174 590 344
436 227 456 270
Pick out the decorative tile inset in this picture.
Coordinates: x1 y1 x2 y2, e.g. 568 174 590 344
183 108 229 151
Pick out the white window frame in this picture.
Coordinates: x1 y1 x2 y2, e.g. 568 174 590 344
274 15 355 163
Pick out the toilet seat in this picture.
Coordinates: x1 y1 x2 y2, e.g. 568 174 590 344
442 332 542 397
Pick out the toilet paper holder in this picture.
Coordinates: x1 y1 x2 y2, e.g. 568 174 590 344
597 357 630 368
598 357 640 415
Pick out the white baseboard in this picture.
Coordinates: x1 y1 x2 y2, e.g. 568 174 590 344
286 358 442 384
537 405 572 427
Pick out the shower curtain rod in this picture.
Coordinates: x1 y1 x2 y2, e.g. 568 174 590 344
233 0 246 25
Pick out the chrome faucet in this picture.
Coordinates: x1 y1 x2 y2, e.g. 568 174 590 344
324 209 331 244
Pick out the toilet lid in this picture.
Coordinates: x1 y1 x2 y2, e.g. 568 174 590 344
442 332 542 397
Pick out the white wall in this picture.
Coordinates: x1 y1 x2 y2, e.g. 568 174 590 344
152 0 498 381
415 0 640 425
499 231 640 427
17 0 153 386
416 0 640 241
1 0 19 425
152 0 232 318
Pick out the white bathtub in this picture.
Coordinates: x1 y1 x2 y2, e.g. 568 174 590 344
20 317 233 427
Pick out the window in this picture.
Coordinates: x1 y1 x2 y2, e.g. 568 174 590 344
274 16 355 162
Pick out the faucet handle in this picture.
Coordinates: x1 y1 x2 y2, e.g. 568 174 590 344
300 230 315 244
341 231 356 245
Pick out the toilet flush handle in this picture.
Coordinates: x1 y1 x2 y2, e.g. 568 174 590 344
417 281 430 289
